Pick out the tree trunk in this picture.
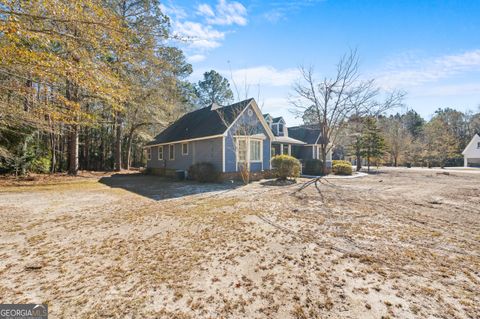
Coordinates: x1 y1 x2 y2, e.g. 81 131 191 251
20 79 33 176
48 116 56 174
126 128 134 170
84 127 90 171
68 125 79 175
66 79 79 175
321 147 328 175
114 111 122 171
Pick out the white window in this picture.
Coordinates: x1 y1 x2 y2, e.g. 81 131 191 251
250 140 261 161
168 144 175 160
146 148 151 160
158 146 163 160
238 139 247 162
477 142 480 149
237 138 262 162
182 143 188 155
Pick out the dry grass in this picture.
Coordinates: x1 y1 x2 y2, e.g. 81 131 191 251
0 169 479 318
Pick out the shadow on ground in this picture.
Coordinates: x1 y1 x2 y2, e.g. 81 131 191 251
99 173 240 201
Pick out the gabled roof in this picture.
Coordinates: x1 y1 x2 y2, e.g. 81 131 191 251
146 98 254 146
288 126 322 144
462 133 480 155
272 117 284 124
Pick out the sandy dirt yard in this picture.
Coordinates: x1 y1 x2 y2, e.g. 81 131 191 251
0 169 479 318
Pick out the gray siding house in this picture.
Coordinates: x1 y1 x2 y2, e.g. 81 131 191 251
144 98 332 175
145 99 273 174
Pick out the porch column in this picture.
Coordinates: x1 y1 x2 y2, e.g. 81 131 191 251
464 157 468 167
288 144 291 156
280 144 284 155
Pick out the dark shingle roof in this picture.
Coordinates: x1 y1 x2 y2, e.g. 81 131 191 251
146 99 253 145
287 126 321 144
272 117 283 123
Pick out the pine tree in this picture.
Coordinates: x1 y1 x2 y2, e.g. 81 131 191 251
359 117 386 172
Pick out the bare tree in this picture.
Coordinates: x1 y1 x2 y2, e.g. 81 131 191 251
290 49 405 175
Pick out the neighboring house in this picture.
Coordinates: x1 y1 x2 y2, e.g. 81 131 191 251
145 98 273 174
144 98 332 176
462 134 480 167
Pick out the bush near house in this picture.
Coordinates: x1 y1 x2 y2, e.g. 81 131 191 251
332 160 353 175
303 159 323 175
188 162 220 183
332 160 352 167
271 155 301 180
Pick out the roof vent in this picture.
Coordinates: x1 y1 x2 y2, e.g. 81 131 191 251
211 102 222 110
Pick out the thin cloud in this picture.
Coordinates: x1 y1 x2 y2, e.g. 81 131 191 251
187 54 207 63
162 1 248 62
262 0 324 23
197 4 215 17
226 66 300 87
198 0 248 26
377 49 480 89
173 21 225 49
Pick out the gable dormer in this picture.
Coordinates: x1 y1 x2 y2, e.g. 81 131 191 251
271 117 287 137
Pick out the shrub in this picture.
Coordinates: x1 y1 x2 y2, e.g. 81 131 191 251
333 162 352 175
271 155 301 180
332 160 351 167
304 159 323 175
30 156 51 173
188 162 220 183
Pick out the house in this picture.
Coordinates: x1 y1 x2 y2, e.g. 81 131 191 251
145 98 272 175
462 134 480 167
144 98 332 177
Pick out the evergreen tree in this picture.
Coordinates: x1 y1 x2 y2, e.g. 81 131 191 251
195 70 234 108
359 118 386 172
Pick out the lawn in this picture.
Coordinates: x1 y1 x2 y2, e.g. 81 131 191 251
0 169 479 318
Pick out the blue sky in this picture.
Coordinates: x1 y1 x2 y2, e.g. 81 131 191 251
162 0 480 125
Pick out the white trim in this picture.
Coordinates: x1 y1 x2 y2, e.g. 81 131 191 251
181 143 188 156
223 99 274 140
269 139 272 169
144 134 224 148
222 136 226 173
158 146 164 160
147 148 151 161
236 137 263 163
233 134 267 140
168 144 175 160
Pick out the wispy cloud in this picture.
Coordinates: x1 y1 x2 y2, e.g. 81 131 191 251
187 54 207 63
377 49 480 89
227 66 300 87
173 21 225 49
411 82 480 98
262 0 324 23
161 1 248 63
198 0 248 26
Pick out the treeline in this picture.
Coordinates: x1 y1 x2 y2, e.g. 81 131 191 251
0 0 210 175
338 108 480 168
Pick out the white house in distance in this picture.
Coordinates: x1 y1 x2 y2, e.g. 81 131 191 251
462 134 480 167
